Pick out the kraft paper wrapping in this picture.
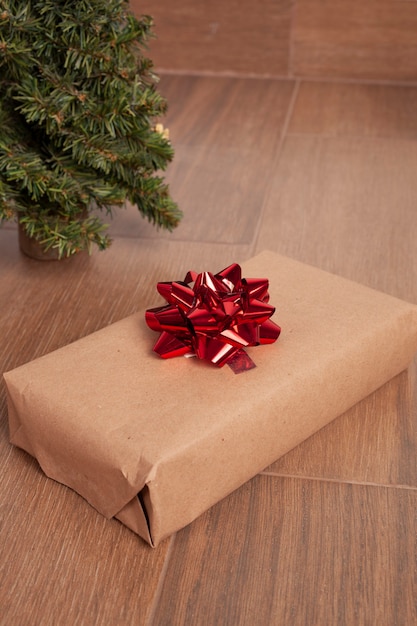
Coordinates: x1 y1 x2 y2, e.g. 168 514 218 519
4 251 417 547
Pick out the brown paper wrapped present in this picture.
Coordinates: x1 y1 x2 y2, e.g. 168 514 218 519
4 251 417 546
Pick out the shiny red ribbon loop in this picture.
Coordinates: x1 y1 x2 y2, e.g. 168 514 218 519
145 263 281 367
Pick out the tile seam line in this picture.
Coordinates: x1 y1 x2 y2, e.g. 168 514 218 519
157 68 417 89
251 79 301 256
145 532 178 626
287 131 417 142
277 79 301 143
259 471 417 492
108 234 253 246
288 0 296 80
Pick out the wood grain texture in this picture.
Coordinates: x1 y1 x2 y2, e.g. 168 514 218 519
289 81 417 138
1 75 417 625
264 364 417 487
128 1 417 83
107 75 295 243
256 82 417 491
255 135 417 300
293 1 417 81
130 0 292 76
151 475 417 626
0 232 251 372
0 233 251 625
1 452 171 625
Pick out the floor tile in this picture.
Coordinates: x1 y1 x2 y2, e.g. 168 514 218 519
0 447 171 625
107 75 295 243
293 1 417 81
2 71 417 626
256 135 417 301
289 81 417 138
255 133 417 487
131 0 291 76
151 475 417 626
0 231 250 624
264 363 417 488
0 230 251 372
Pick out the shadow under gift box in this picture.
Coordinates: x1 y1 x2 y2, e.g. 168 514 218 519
4 251 417 547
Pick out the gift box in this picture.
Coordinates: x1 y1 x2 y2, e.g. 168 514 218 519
4 251 417 547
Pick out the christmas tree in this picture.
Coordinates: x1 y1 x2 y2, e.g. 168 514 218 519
0 0 181 258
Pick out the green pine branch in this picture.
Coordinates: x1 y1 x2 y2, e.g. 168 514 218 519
0 0 181 257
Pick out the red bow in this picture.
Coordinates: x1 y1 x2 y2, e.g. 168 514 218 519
145 263 281 367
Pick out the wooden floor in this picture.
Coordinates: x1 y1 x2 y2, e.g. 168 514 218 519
1 75 417 625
